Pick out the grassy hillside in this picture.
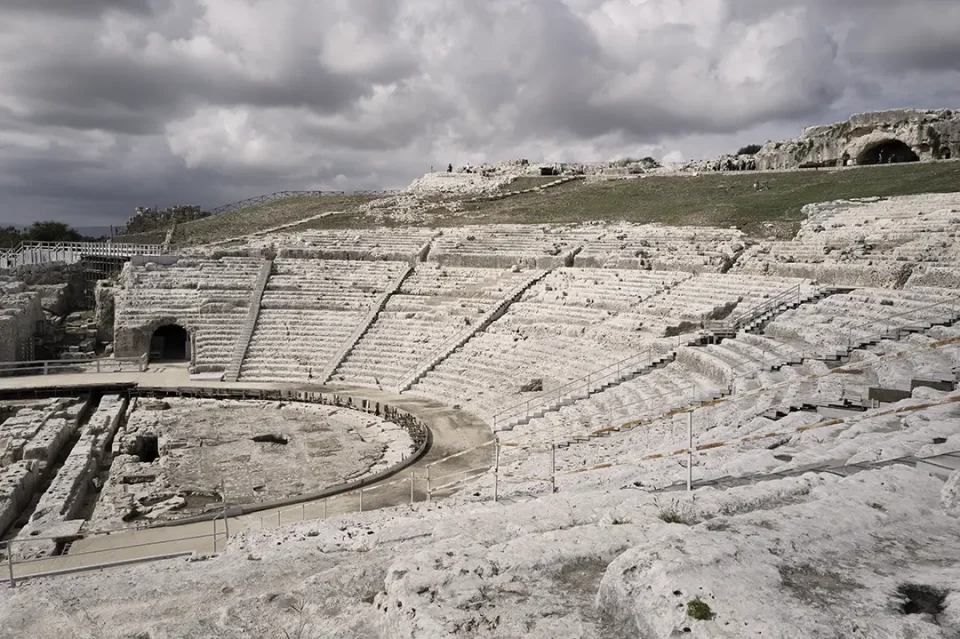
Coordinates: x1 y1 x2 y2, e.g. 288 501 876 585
116 162 960 245
115 194 377 246
455 161 960 238
304 161 960 239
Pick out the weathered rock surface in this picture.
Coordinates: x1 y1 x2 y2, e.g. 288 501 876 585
943 469 960 518
3 466 959 638
756 108 960 169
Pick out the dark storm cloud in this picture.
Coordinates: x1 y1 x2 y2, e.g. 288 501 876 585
2 0 154 18
0 0 958 227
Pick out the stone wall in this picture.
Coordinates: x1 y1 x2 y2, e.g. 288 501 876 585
0 280 44 362
94 280 116 345
756 108 960 170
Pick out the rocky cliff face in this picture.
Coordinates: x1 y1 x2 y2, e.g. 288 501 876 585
755 108 959 170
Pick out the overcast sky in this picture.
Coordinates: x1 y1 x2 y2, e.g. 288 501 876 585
1 0 959 227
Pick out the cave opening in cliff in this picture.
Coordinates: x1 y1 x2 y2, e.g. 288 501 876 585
858 140 919 165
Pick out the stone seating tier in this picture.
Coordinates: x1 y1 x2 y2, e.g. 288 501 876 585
409 331 653 419
763 288 959 353
506 362 723 445
237 259 408 382
332 266 533 387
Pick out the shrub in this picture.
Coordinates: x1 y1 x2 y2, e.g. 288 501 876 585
654 496 697 525
737 144 763 156
686 598 714 620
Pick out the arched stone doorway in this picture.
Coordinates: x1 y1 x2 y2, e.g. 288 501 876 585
150 324 189 361
858 140 920 165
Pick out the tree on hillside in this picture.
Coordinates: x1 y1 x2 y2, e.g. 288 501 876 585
0 226 23 248
24 221 84 242
0 221 91 248
737 144 763 156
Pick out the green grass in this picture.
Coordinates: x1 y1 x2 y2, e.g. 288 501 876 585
306 161 960 238
457 162 960 238
686 599 714 621
115 195 378 246
499 176 559 192
112 229 169 245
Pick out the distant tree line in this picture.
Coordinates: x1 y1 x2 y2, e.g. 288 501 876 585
0 221 103 249
736 144 763 156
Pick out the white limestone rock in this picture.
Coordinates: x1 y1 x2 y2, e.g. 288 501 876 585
943 469 960 518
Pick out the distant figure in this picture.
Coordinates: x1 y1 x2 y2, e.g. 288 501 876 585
447 163 453 173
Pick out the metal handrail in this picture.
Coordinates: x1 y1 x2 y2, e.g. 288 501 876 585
498 290 960 444
0 353 148 375
491 284 806 428
843 293 958 337
727 284 802 328
492 346 662 428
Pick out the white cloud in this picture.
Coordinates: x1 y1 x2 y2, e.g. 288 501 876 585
0 0 957 225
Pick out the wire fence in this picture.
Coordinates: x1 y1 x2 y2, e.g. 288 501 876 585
1 515 228 587
0 354 148 377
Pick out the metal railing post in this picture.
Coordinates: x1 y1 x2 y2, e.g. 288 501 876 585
550 444 556 494
277 510 281 526
7 542 15 588
687 410 693 492
212 518 218 552
493 441 500 503
359 488 364 512
323 498 327 519
426 465 432 502
410 473 415 504
222 502 229 543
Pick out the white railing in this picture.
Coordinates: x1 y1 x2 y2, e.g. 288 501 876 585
0 241 170 268
0 353 148 377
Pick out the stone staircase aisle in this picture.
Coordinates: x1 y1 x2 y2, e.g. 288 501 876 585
319 264 414 383
395 268 553 393
222 259 272 382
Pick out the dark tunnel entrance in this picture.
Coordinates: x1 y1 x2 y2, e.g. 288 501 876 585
150 324 189 361
858 140 920 165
